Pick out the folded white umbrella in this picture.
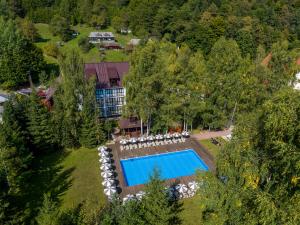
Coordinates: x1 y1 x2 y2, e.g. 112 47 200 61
175 184 188 193
135 191 146 200
102 179 115 187
100 163 112 171
188 181 199 191
104 186 117 196
101 171 113 179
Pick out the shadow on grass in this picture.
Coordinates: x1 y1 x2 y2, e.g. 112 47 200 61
15 150 74 222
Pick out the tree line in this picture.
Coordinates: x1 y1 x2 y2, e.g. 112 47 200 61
1 0 300 55
124 38 298 132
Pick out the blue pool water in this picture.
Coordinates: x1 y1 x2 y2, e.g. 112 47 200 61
120 149 209 186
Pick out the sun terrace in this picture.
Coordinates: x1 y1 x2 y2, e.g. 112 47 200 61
98 132 214 202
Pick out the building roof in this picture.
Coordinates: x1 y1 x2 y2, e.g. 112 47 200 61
89 32 114 38
297 58 300 65
84 62 130 88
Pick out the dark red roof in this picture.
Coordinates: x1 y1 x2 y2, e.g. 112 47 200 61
297 58 300 65
84 62 129 88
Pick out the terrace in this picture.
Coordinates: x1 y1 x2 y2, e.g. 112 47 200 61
100 136 214 199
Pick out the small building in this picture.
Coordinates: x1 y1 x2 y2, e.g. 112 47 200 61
85 62 129 118
89 32 115 44
118 117 147 137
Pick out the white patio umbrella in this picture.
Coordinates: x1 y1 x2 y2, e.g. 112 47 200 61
147 135 154 141
101 171 113 179
175 184 188 193
104 186 117 196
99 157 110 163
100 163 112 171
123 194 135 202
135 191 146 200
139 136 146 142
98 146 107 151
102 179 115 187
182 131 190 137
174 132 181 138
164 134 171 139
100 153 109 158
120 139 127 145
130 138 137 143
188 181 199 191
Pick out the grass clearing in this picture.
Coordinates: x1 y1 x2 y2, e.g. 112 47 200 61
35 23 133 64
59 148 106 210
199 137 226 158
22 147 106 220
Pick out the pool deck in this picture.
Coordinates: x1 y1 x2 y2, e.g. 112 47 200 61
107 138 215 198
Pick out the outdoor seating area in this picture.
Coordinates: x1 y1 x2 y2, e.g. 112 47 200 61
122 181 200 203
119 131 190 151
98 146 119 201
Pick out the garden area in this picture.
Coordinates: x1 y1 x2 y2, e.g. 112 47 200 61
35 23 134 64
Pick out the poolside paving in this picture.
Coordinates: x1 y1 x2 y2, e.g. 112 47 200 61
107 138 215 198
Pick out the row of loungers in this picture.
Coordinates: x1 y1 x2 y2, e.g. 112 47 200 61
120 137 186 151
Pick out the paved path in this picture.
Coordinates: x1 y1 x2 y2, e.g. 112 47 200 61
191 129 231 140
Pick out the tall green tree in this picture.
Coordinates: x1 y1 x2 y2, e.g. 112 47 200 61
80 77 105 148
0 18 45 88
142 169 178 225
53 51 84 148
27 92 59 153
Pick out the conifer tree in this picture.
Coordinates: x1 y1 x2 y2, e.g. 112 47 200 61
27 92 59 153
142 169 178 225
80 77 104 148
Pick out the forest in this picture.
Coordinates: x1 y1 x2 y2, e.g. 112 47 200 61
0 0 300 225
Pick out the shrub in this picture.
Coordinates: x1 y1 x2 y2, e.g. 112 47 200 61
43 42 60 58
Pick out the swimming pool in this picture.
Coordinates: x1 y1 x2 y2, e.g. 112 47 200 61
120 149 209 186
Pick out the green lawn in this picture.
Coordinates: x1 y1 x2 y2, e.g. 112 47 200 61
181 195 203 225
199 137 226 158
35 23 133 63
21 148 106 220
59 148 106 210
